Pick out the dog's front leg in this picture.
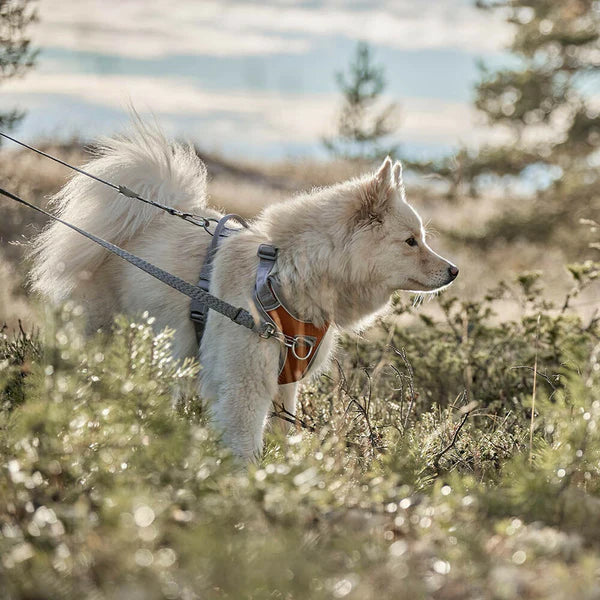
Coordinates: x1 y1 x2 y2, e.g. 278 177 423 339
208 338 281 462
216 383 276 461
270 383 299 433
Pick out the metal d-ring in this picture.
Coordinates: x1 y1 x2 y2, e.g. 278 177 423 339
291 336 315 361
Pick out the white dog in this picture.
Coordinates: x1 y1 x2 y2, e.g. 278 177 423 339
30 123 458 461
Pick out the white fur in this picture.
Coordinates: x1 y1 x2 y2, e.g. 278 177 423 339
30 123 458 461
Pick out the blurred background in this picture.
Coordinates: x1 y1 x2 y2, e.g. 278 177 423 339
1 0 599 327
0 0 512 159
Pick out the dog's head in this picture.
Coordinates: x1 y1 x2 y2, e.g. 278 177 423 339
264 156 459 326
346 156 458 294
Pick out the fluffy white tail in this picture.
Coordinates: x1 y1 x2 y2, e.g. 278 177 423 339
30 121 207 302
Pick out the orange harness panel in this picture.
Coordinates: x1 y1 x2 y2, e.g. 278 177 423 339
266 304 329 384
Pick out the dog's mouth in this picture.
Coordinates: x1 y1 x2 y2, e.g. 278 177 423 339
404 278 455 293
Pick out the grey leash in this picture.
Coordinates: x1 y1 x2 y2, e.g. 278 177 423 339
0 131 219 234
0 186 266 334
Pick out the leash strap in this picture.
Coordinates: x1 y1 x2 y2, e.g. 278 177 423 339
190 214 249 342
0 131 216 231
0 186 262 333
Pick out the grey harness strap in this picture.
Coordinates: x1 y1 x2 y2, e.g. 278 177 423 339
255 244 280 310
253 243 284 369
190 214 249 342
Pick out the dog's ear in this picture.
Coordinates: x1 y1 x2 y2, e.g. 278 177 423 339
392 160 402 188
392 160 407 202
376 156 393 188
357 156 394 224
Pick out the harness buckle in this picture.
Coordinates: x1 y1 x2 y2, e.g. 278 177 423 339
190 309 207 325
259 322 277 339
257 244 278 261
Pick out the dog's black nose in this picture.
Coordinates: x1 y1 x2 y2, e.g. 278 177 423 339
448 265 459 280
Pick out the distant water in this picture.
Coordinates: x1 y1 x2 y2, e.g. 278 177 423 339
0 0 511 161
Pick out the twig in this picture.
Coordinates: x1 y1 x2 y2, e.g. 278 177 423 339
388 364 406 425
271 402 316 432
345 375 383 454
433 407 471 471
510 365 556 390
18 318 27 339
462 309 473 403
585 308 599 332
529 314 541 465
388 345 417 429
560 289 574 315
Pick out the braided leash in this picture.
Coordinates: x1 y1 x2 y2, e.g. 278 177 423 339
0 186 265 335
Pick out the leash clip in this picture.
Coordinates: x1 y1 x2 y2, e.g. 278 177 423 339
258 325 314 360
259 322 277 339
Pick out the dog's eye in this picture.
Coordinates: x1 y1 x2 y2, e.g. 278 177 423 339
405 237 418 247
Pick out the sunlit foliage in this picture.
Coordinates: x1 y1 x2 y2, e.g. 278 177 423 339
1 238 599 599
0 0 37 133
407 0 600 251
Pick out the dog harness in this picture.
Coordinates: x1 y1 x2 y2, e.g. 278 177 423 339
190 215 330 384
0 133 324 356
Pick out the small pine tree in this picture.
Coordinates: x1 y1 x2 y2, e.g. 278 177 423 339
409 0 600 241
0 0 37 133
472 0 600 173
324 42 399 161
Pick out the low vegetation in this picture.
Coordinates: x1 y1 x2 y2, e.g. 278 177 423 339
1 1 600 597
1 227 598 598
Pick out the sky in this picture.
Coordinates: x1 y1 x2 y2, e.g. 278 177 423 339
0 0 514 160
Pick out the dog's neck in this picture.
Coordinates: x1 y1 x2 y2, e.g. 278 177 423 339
266 233 391 330
275 264 390 329
258 184 394 329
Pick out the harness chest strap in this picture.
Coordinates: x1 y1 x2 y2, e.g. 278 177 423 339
254 244 330 385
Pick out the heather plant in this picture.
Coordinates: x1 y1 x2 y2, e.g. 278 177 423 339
1 240 599 598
